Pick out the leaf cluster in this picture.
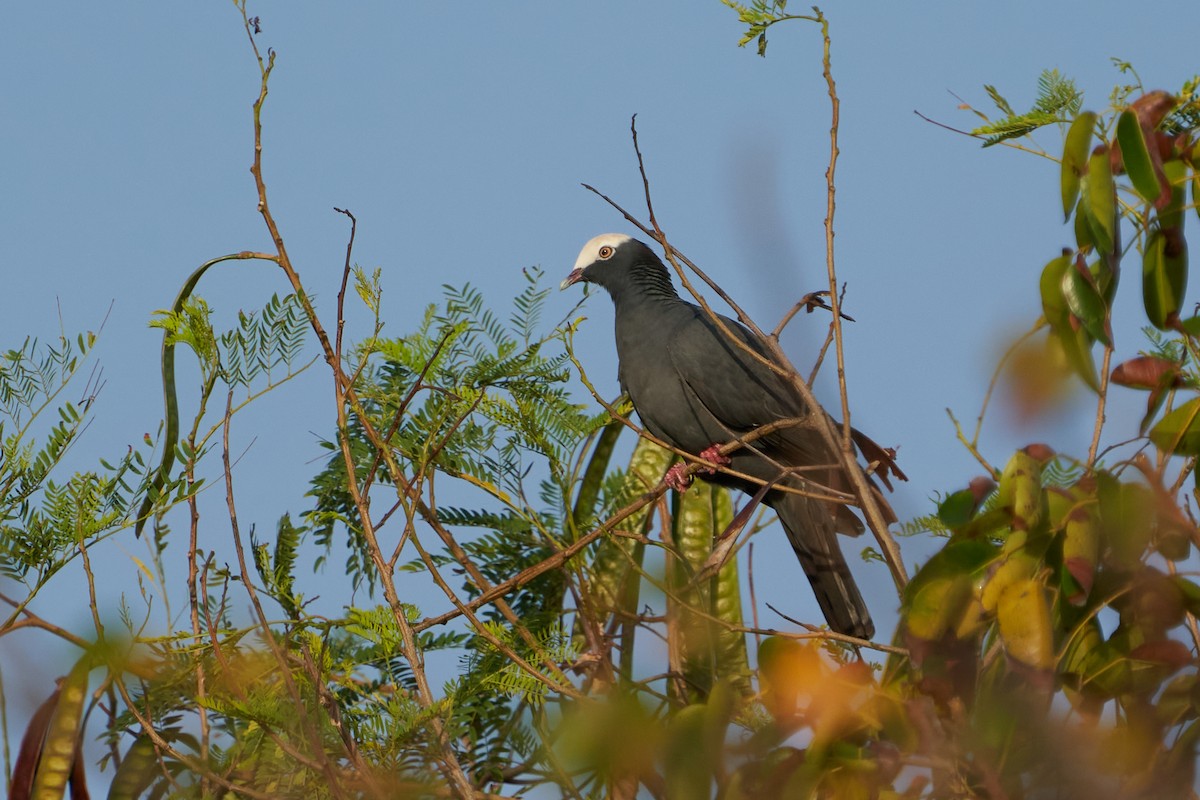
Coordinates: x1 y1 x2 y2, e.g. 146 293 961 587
970 70 1083 146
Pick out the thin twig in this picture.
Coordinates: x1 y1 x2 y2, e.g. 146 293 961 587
811 10 853 446
972 319 1044 453
237 6 477 792
220 389 351 795
763 602 905 655
748 542 761 652
0 593 91 649
334 207 357 362
1087 344 1114 466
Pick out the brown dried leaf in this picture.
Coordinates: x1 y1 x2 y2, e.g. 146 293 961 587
1131 90 1178 130
1129 639 1193 670
1110 355 1184 389
968 476 997 504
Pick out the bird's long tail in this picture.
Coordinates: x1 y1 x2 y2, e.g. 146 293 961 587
771 491 875 640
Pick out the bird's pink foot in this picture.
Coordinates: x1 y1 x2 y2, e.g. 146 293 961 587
664 445 730 492
697 444 731 473
664 462 693 492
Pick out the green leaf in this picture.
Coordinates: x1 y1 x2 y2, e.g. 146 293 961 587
997 448 1046 533
1116 109 1164 204
1041 254 1109 389
1061 502 1100 605
1174 576 1200 618
1194 172 1200 226
996 578 1054 670
1179 315 1200 337
902 539 997 641
1073 196 1094 251
1057 325 1100 392
1091 254 1119 305
973 71 1080 147
1061 111 1096 220
1039 254 1072 327
1033 69 1082 116
1143 229 1188 330
667 705 710 796
1060 617 1105 686
1061 256 1112 346
975 111 1060 147
985 84 1015 116
937 488 979 529
1150 397 1200 456
1083 146 1117 253
1160 158 1189 230
1097 474 1155 567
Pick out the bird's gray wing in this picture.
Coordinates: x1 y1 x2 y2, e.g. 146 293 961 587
666 308 868 534
664 309 799 435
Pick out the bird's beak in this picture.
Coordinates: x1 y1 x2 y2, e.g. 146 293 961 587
559 269 584 290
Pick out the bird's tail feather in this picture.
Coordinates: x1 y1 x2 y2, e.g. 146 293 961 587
772 492 875 640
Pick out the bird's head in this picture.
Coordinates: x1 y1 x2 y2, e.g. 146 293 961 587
561 234 674 297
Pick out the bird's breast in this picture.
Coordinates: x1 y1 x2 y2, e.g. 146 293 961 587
614 310 732 454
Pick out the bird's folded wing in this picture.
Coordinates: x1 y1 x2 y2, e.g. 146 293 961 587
665 311 799 437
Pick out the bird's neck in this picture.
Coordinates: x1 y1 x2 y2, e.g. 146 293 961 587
606 261 681 310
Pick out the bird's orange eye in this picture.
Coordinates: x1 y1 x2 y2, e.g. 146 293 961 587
598 245 614 259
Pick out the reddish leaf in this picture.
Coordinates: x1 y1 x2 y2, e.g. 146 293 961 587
1062 557 1094 603
1129 639 1193 670
69 742 90 800
835 659 874 686
968 476 997 503
1023 443 1056 462
1130 89 1178 130
1110 356 1184 389
1127 568 1188 635
11 688 60 800
850 427 907 489
31 659 90 800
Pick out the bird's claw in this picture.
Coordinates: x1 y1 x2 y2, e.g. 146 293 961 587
664 462 694 492
664 445 730 493
697 444 731 471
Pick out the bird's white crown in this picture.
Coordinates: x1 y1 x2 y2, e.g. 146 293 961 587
573 233 633 271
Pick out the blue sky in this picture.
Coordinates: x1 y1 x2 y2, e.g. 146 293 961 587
2 0 1198 779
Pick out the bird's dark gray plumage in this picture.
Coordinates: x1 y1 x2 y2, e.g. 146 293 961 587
563 233 901 640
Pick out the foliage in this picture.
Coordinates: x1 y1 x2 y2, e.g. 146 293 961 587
0 330 161 592
5 5 1200 800
970 70 1083 147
